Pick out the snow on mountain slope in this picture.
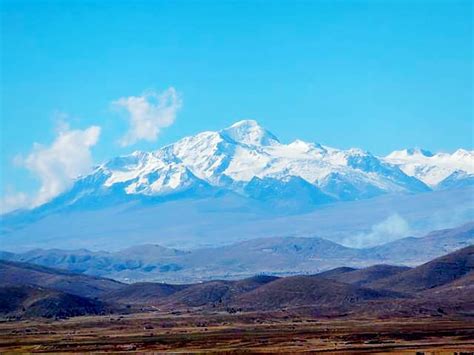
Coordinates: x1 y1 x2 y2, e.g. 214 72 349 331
2 120 472 251
8 120 473 220
437 170 474 190
55 120 430 207
385 148 474 187
220 119 280 146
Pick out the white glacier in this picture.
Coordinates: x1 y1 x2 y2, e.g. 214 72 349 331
1 121 472 250
51 120 433 207
385 148 474 187
5 120 472 214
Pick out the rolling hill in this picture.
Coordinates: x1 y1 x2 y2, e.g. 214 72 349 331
227 275 399 312
0 260 123 298
1 223 472 283
0 247 472 319
317 264 411 287
107 282 188 305
0 285 107 319
366 245 474 293
159 275 280 308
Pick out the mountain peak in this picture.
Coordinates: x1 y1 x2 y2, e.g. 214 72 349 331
220 120 280 146
452 149 473 158
386 148 433 159
384 147 474 187
407 148 434 157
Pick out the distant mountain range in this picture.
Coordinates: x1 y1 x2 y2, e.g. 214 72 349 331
1 120 473 250
44 120 474 202
2 222 472 283
1 245 473 319
385 147 474 187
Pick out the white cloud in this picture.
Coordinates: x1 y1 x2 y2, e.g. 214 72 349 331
343 213 412 248
1 124 101 213
0 190 29 214
25 125 101 206
113 88 182 146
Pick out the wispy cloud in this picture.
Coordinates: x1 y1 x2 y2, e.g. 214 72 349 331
25 124 101 206
1 123 101 213
113 88 182 146
343 213 412 248
0 189 29 214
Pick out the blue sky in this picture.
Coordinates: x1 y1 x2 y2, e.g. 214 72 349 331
1 0 472 208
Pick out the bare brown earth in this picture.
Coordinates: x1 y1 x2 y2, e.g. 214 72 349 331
0 311 473 353
1 247 473 353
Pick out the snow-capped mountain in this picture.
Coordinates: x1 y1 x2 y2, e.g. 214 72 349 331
384 148 474 188
6 120 473 218
3 121 473 251
49 120 433 209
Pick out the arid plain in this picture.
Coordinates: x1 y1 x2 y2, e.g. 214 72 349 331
1 311 474 353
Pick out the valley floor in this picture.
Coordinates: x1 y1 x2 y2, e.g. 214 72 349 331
1 311 473 353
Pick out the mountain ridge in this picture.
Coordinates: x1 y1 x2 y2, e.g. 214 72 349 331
1 121 472 251
1 246 473 319
385 147 474 187
8 119 472 217
2 222 472 284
